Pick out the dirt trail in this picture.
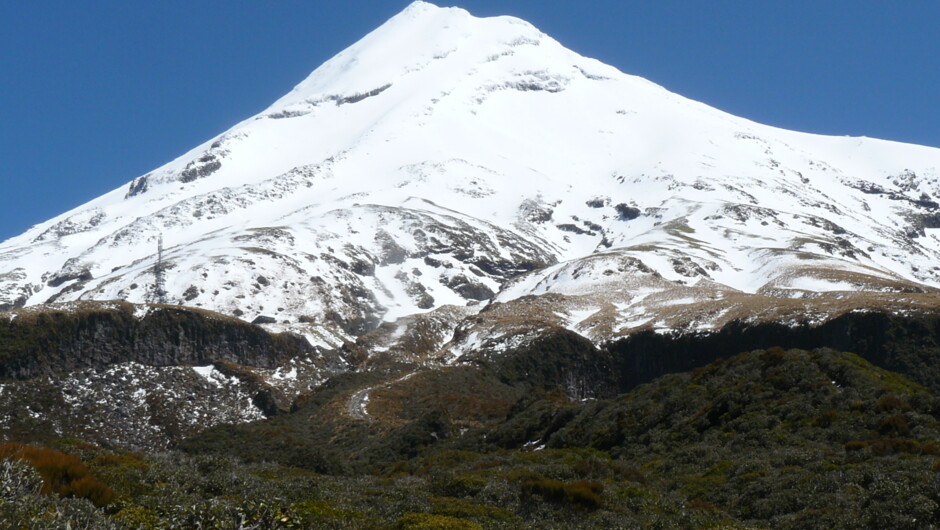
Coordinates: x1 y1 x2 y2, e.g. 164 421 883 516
345 371 421 421
347 387 372 420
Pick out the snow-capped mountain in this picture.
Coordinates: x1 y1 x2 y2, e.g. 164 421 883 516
2 1 940 352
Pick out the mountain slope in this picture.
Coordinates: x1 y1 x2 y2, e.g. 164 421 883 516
173 346 940 528
1 1 939 353
0 301 336 449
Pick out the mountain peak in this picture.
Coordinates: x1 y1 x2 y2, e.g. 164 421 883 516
272 1 547 108
1 3 939 351
387 0 468 25
400 0 443 15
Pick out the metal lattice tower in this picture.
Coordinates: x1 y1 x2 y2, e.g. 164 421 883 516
154 234 167 304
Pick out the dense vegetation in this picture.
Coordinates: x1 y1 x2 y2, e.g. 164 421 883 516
4 346 940 528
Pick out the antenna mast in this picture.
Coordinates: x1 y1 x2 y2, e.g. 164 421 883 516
154 234 167 304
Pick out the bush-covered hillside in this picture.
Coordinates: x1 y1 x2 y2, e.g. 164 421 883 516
3 347 940 528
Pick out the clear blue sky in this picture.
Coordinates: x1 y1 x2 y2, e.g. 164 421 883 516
1 1 938 242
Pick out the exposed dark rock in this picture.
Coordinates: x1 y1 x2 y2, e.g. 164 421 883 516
399 276 435 310
556 223 589 235
267 109 311 119
520 202 553 223
33 210 107 242
500 72 567 93
376 232 407 265
816 237 868 259
416 293 435 309
855 182 886 195
582 220 603 232
922 213 940 229
607 310 940 394
46 270 93 288
493 329 617 400
443 274 494 301
125 175 150 198
251 315 277 325
614 203 641 220
182 285 200 301
0 303 312 380
453 283 494 301
324 310 381 336
848 179 939 210
908 212 940 238
250 388 286 417
212 360 290 416
336 84 392 105
670 257 710 278
44 281 87 304
349 258 375 276
468 255 546 279
0 270 31 312
804 216 847 235
179 154 222 183
0 296 27 313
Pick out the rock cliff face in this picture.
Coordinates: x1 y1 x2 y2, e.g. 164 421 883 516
609 310 940 394
6 299 938 453
0 302 313 379
0 301 343 450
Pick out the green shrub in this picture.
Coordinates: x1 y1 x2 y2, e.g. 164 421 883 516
877 394 912 412
869 438 920 456
0 458 43 499
430 496 517 524
919 442 940 456
442 474 487 498
878 414 911 436
292 500 365 525
521 478 603 509
397 512 482 529
845 441 868 452
686 498 719 512
113 505 160 528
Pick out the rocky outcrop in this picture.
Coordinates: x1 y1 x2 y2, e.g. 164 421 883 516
608 310 940 394
0 302 313 380
490 328 617 400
